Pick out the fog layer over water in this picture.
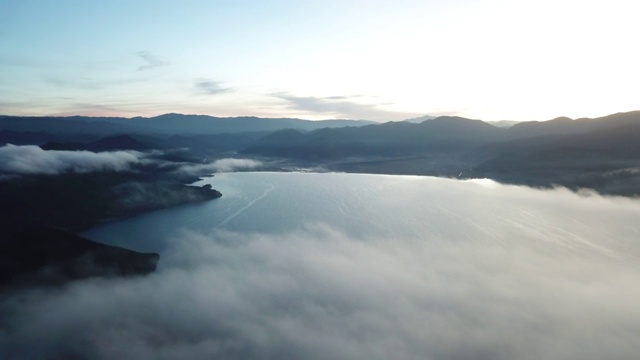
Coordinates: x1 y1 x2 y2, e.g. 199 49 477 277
3 173 640 359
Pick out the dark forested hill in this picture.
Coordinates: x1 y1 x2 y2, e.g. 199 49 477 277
467 123 640 196
506 111 640 139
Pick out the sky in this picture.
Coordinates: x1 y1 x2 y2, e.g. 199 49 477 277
0 0 638 122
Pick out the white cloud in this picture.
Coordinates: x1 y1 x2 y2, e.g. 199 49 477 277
177 158 262 175
209 158 262 172
0 144 143 175
273 93 419 121
2 219 640 359
194 79 233 96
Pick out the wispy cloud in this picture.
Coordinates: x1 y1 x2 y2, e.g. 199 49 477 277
194 79 233 95
273 93 419 122
0 145 144 175
136 51 169 71
323 95 362 100
177 158 262 175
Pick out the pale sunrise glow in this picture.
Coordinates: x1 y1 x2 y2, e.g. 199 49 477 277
0 0 638 121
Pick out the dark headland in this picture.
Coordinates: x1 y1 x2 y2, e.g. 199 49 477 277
0 133 224 291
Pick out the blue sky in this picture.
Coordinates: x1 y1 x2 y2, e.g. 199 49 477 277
1 0 638 121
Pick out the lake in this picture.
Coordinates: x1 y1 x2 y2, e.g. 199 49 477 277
85 172 640 261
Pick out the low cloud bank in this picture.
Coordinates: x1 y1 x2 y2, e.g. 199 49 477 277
0 144 143 175
3 174 640 359
1 221 639 359
178 158 262 175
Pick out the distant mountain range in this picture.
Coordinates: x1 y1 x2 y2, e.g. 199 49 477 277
3 111 639 140
242 111 640 158
40 135 152 152
2 110 640 195
241 111 640 195
243 116 504 159
0 113 376 137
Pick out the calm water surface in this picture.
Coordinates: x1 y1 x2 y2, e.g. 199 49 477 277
84 172 640 262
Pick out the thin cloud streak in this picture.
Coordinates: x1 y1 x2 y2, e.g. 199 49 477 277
273 93 420 122
136 51 169 71
194 80 233 96
176 158 262 176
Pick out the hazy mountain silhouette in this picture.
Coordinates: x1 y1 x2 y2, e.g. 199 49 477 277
133 113 376 134
0 114 375 138
243 116 505 159
0 115 140 136
0 130 57 145
161 132 269 155
402 115 436 123
506 111 640 139
486 120 519 128
41 135 152 152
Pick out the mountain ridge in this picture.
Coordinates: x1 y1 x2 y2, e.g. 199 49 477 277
0 113 377 136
